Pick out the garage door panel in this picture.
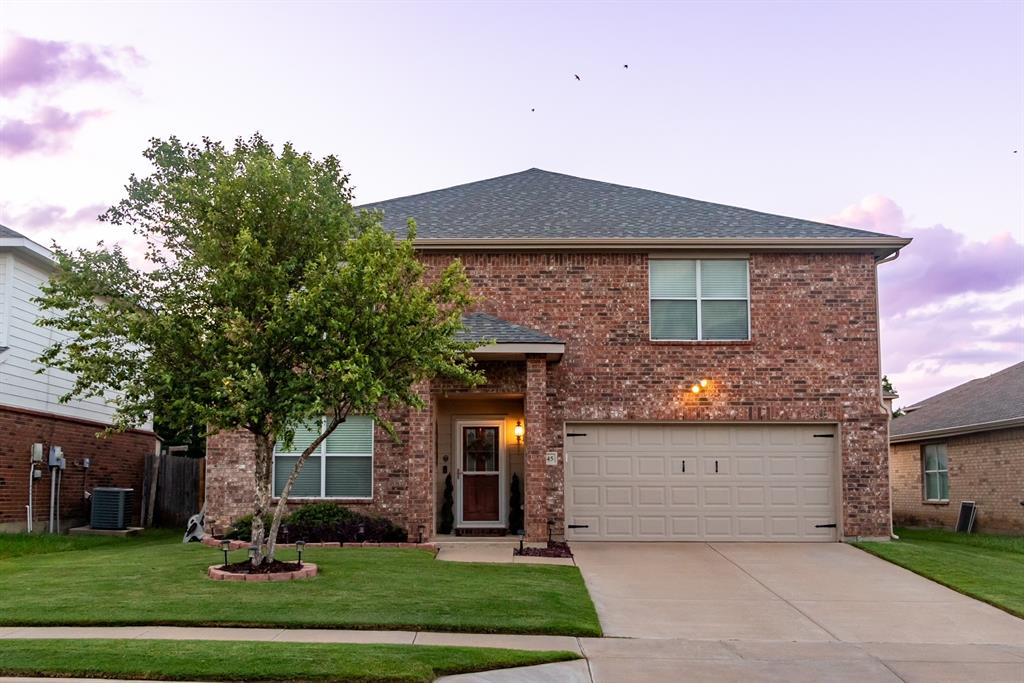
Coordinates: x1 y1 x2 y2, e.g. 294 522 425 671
604 516 634 537
638 516 667 537
604 456 632 476
736 486 766 506
700 428 731 447
604 486 633 506
638 486 667 506
571 455 600 476
603 426 633 446
668 427 698 447
736 456 765 476
671 516 701 537
571 486 600 506
703 486 732 506
736 516 767 537
565 424 838 542
769 456 798 476
637 456 666 476
671 486 699 505
801 455 832 476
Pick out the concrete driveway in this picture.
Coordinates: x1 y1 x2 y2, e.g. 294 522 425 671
570 542 1024 682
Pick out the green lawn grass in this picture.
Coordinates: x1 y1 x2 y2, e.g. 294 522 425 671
0 529 178 559
0 533 601 636
855 527 1024 619
0 639 578 682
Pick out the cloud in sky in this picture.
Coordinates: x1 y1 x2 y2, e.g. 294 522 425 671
829 195 1024 407
0 34 140 96
0 34 139 157
0 106 105 156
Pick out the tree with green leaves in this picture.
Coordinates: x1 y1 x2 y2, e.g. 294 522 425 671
36 134 482 565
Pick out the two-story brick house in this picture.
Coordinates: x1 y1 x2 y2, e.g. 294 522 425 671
205 169 911 542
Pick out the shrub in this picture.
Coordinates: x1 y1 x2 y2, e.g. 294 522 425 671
224 513 272 541
226 504 407 543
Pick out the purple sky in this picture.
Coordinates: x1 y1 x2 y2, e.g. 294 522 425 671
1 1 1021 406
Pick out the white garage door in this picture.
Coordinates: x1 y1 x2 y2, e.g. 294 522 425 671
565 423 838 542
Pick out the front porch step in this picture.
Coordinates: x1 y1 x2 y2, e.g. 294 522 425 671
454 527 508 538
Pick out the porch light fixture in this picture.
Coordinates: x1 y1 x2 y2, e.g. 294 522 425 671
514 421 524 444
295 540 306 567
690 379 710 394
220 539 230 567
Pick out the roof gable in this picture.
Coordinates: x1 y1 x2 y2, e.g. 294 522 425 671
358 168 906 244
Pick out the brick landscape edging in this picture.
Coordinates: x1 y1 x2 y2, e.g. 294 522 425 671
208 563 318 582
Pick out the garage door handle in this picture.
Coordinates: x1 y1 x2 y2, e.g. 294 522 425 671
566 432 588 437
815 523 837 528
567 524 589 529
714 460 719 473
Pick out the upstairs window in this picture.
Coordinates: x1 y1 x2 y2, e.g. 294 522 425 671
273 416 374 499
650 259 749 340
922 443 949 502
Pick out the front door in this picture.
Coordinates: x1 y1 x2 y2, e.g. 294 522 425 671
457 421 504 527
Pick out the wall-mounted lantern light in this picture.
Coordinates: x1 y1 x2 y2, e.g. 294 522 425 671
514 420 524 444
690 378 710 394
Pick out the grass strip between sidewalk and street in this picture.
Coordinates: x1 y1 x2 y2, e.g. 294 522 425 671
0 638 579 683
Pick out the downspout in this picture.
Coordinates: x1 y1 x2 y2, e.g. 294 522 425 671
875 248 902 540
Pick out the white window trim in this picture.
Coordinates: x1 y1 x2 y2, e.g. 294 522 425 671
0 252 14 352
649 259 751 341
921 443 949 502
271 416 375 500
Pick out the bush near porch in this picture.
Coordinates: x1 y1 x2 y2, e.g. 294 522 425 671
224 503 408 544
0 531 601 636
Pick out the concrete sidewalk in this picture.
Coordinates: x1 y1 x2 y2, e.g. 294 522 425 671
0 626 581 654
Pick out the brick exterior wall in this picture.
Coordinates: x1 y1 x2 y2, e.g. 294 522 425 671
891 427 1024 533
0 405 156 531
205 250 892 539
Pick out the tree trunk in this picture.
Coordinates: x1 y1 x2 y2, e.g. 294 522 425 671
261 416 344 563
250 434 274 566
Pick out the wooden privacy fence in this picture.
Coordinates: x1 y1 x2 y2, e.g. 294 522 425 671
141 452 205 528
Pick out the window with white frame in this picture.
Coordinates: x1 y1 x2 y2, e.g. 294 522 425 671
922 443 949 502
650 259 750 340
273 416 374 498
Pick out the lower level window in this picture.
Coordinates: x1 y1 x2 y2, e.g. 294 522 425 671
922 443 949 502
273 416 374 498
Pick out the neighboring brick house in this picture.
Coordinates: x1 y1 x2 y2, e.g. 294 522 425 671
0 225 158 532
890 362 1024 533
206 169 911 542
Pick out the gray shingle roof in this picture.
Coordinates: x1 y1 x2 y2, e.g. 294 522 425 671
456 313 562 344
0 224 26 238
358 168 903 242
890 361 1024 440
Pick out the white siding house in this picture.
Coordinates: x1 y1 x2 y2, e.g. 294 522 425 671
0 226 122 425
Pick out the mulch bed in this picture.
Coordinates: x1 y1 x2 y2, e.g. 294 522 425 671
514 541 573 558
219 560 303 575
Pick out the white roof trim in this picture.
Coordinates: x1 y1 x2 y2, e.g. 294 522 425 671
0 237 55 268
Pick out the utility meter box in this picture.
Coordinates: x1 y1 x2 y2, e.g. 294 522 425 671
48 446 65 469
31 443 44 462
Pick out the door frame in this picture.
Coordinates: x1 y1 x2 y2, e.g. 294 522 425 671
455 419 507 528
